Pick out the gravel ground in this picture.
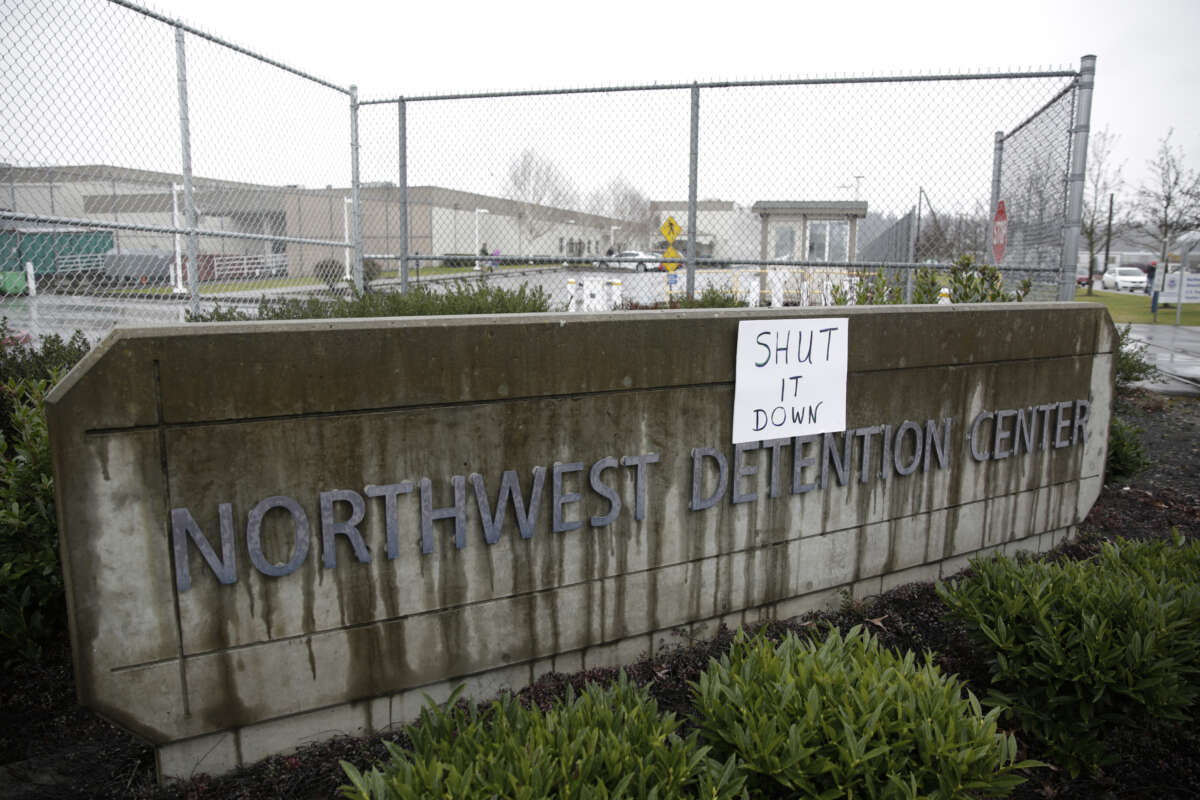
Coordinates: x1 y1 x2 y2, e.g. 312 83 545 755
2 393 1197 800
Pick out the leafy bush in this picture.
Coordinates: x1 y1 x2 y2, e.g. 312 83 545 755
0 320 89 444
910 266 942 304
313 258 346 291
624 285 745 310
0 324 89 665
1106 415 1150 481
361 258 382 288
937 538 1200 776
831 269 904 306
945 255 1031 303
339 672 747 800
0 375 65 665
692 626 1034 798
831 258 1028 306
675 285 745 309
1113 322 1159 397
189 279 553 322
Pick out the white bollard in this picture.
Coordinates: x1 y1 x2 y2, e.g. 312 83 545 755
566 277 579 312
583 277 604 312
24 261 37 298
769 267 783 308
608 279 623 310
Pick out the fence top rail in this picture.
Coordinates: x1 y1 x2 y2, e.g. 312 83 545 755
359 67 1081 106
1002 82 1078 142
106 0 351 96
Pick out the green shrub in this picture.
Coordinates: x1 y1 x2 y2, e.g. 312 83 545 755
675 285 745 309
361 259 382 289
1106 415 1150 481
832 269 904 306
313 258 346 291
692 626 1034 798
1113 323 1159 397
945 255 1030 303
339 673 747 800
910 266 942 304
937 538 1200 776
0 375 64 665
188 279 553 323
0 325 89 666
0 319 89 443
832 258 1028 307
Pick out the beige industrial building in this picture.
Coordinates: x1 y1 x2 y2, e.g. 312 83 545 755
1 164 623 278
4 165 874 280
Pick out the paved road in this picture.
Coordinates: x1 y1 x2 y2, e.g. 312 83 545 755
0 294 188 342
1126 324 1200 397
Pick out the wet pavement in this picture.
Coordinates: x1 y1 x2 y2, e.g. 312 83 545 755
1126 323 1200 396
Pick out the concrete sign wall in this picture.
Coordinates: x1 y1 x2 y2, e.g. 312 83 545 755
47 304 1115 778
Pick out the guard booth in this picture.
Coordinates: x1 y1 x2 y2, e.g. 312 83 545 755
751 201 868 263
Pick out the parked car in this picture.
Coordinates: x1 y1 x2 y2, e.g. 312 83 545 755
1101 267 1148 292
1076 270 1092 287
598 250 658 272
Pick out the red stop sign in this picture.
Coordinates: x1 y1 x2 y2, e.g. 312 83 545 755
992 201 1008 263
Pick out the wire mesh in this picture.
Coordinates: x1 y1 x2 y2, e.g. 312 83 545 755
0 0 353 340
1 0 1086 339
997 86 1077 298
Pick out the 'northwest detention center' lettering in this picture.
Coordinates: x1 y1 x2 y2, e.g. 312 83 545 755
171 400 1089 593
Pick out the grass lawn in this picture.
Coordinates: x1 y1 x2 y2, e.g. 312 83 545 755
1074 287 1200 326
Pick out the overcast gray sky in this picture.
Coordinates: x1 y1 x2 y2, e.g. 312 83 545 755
4 0 1197 228
145 0 1200 194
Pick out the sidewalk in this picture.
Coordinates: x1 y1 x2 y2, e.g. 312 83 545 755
1126 323 1200 396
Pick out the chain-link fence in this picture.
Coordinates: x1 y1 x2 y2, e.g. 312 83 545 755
1 0 1093 340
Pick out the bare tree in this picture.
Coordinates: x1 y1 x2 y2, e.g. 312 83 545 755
503 150 576 253
1133 129 1200 293
584 177 655 248
913 192 988 264
1080 127 1131 295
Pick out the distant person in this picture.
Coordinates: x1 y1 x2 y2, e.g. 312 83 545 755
1145 263 1156 295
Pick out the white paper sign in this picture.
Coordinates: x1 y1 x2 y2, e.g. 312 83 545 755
732 318 848 444
1162 272 1200 303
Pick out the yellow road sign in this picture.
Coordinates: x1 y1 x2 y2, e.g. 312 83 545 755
662 245 682 272
659 216 681 243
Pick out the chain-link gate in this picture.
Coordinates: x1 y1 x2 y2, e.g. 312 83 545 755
1 0 1093 340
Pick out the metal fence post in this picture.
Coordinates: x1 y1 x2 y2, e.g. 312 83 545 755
988 130 1004 261
349 84 364 294
397 98 409 291
174 27 200 316
686 83 699 300
1059 55 1095 301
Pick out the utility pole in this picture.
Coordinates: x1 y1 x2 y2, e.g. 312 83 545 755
1095 192 1113 298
